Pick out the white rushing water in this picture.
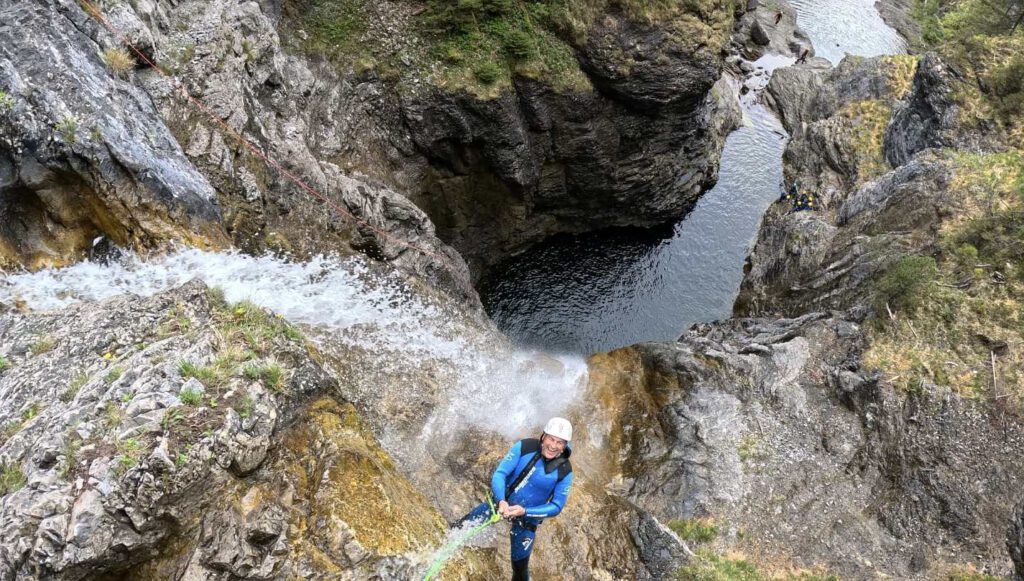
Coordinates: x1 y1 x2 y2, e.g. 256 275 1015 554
0 249 587 439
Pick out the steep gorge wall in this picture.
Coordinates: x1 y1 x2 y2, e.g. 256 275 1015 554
397 5 742 276
581 312 1024 579
724 39 1024 577
0 0 476 302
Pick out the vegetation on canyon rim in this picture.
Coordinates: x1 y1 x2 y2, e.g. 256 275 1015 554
284 0 734 95
865 0 1023 407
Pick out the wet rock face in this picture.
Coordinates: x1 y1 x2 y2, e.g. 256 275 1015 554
1012 501 1024 581
0 282 477 579
582 313 1024 578
0 1 226 269
403 13 744 277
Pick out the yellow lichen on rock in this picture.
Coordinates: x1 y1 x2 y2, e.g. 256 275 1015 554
282 398 444 560
580 347 680 486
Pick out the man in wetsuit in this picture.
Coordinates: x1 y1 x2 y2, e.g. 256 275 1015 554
460 417 574 581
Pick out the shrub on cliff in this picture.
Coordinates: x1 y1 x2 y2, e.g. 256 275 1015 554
503 29 536 60
914 0 1024 123
916 0 1024 42
473 60 502 84
874 255 937 314
990 52 1024 117
0 463 26 496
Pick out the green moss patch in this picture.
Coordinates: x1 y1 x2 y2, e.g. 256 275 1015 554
674 549 837 581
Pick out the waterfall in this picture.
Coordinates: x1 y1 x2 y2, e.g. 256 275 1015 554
0 248 588 442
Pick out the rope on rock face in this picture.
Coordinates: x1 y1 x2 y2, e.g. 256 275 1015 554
422 493 501 581
75 0 445 263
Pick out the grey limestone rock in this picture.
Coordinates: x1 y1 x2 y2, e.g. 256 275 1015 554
584 313 1024 578
0 0 225 267
1012 500 1024 580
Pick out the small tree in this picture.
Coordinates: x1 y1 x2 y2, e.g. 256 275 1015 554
875 255 938 314
473 60 503 84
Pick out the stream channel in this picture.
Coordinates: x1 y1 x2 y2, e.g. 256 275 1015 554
0 0 907 437
479 0 907 355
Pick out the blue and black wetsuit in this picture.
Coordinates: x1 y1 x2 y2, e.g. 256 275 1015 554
461 438 573 581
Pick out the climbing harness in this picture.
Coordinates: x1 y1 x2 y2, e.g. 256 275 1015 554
422 492 501 580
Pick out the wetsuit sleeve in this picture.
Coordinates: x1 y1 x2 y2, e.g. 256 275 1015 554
491 441 523 503
523 471 573 518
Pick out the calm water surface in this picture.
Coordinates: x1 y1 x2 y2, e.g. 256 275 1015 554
480 105 787 354
480 0 906 355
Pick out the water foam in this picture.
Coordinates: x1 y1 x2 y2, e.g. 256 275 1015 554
0 249 587 438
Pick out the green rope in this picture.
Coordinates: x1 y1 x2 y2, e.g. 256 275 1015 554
422 494 502 580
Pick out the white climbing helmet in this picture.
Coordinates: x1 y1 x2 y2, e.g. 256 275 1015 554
543 417 573 442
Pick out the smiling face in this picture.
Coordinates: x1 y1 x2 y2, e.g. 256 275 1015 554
540 433 567 460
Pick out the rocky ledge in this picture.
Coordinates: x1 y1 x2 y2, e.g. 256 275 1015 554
0 282 473 579
737 52 995 315
582 311 1024 578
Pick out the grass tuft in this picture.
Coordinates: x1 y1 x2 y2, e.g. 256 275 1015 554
179 387 204 406
0 463 26 496
114 437 145 474
29 335 57 356
243 360 287 392
674 549 837 580
61 373 89 402
0 89 14 111
56 115 78 144
101 46 135 77
104 366 124 384
667 518 719 543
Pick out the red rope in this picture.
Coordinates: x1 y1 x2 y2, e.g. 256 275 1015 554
77 0 444 262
